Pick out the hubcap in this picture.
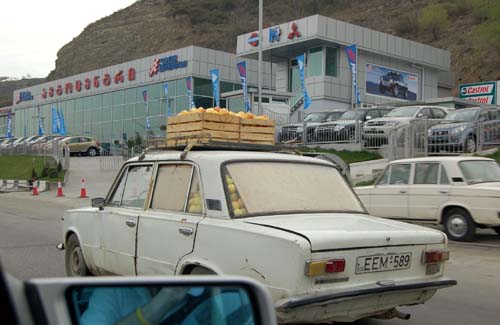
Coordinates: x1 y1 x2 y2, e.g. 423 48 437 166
467 138 476 152
447 214 468 238
71 247 83 274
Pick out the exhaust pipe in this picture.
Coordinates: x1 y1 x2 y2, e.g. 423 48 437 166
374 308 411 320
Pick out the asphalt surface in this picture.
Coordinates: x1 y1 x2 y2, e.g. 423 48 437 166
1 190 499 324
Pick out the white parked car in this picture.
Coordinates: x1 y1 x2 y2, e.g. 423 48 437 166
355 156 500 241
61 146 456 323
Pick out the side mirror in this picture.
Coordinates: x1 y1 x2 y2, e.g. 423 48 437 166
22 276 277 325
416 113 424 118
366 116 372 120
91 197 105 210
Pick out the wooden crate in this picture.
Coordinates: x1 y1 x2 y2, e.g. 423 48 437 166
239 118 276 145
166 112 240 146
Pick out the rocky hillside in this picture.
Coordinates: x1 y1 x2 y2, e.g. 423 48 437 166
3 0 499 106
0 78 44 108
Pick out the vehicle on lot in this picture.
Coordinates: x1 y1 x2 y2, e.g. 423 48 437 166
279 110 344 142
428 106 500 153
0 137 16 149
61 144 456 323
314 107 393 142
31 135 61 151
1 261 276 325
363 106 448 146
355 156 500 242
379 72 409 99
62 136 102 157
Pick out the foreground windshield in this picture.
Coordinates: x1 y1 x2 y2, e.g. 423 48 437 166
386 107 419 117
445 109 477 122
340 110 366 120
304 113 329 122
224 162 364 217
459 160 500 184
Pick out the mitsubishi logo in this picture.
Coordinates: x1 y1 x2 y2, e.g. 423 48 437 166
288 22 301 40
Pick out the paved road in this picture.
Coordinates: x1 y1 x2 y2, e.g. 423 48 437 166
0 194 499 324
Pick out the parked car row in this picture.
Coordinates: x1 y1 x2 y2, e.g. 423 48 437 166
0 135 102 156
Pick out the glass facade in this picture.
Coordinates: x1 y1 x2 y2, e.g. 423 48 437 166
308 47 323 77
13 77 241 147
326 47 338 77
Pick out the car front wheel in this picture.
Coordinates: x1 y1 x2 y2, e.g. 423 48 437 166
464 135 477 153
87 147 98 157
493 226 500 235
392 85 399 97
444 208 476 241
65 234 91 276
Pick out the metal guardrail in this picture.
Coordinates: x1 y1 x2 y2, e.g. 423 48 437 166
0 139 67 168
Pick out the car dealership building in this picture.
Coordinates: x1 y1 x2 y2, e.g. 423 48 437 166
9 14 452 145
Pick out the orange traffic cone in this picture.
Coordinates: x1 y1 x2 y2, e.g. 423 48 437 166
57 181 64 197
32 179 39 196
80 179 88 198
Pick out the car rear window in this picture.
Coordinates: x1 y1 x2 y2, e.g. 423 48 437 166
223 161 364 218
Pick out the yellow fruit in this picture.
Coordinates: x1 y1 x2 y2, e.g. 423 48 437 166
188 204 202 213
190 107 198 112
237 198 245 208
240 208 248 215
197 107 205 113
190 197 201 206
256 115 269 120
246 112 255 119
178 110 189 116
238 112 247 118
220 108 229 115
234 208 243 217
231 200 240 210
228 183 236 194
230 193 238 201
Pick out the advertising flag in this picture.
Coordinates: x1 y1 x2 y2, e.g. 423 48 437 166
5 110 12 138
163 83 173 116
142 90 151 129
51 106 60 134
345 45 361 105
39 106 45 136
210 69 220 107
296 54 311 109
186 77 195 108
59 107 66 136
237 62 251 112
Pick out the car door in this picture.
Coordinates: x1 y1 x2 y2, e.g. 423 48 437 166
136 163 204 276
68 137 81 153
98 163 154 275
408 162 451 222
367 163 411 219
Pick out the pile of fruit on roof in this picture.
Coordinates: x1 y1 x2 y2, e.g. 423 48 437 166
176 107 270 120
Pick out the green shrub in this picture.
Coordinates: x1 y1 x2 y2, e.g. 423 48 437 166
31 168 37 180
446 0 472 17
48 169 59 179
41 167 48 178
419 3 450 40
475 22 500 51
395 12 419 34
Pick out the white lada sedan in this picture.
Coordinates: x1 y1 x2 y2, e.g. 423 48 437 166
355 156 500 242
61 146 456 323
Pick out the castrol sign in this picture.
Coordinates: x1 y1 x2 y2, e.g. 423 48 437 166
459 81 497 104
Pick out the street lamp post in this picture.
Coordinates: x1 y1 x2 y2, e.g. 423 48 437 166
257 0 263 116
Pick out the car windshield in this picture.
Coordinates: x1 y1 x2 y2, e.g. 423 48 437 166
339 110 366 120
386 107 419 117
304 112 330 122
224 161 365 217
390 74 403 81
444 109 478 122
459 160 500 184
327 112 343 121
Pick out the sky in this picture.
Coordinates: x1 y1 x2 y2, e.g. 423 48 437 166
0 0 137 79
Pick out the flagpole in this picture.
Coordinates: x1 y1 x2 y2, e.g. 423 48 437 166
257 0 263 116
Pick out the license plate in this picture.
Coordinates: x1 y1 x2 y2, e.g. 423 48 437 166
355 253 412 274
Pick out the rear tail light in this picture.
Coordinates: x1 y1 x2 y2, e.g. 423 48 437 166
422 250 450 264
96 141 101 146
306 259 346 276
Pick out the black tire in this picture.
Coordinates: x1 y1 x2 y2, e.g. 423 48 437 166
464 135 477 153
403 88 408 99
87 147 98 157
444 208 476 242
379 83 384 94
189 266 216 275
392 85 399 98
493 226 500 236
65 234 91 276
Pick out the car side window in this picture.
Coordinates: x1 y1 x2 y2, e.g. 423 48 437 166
419 108 432 119
377 167 390 185
432 108 446 119
108 169 128 206
414 163 439 184
440 165 450 184
151 164 201 213
389 164 411 185
120 165 153 208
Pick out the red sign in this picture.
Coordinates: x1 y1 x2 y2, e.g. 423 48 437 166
40 67 136 100
288 22 301 40
247 32 259 47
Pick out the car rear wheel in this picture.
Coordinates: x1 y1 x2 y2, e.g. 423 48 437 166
65 234 91 276
493 226 500 235
392 85 399 97
188 266 216 275
444 208 476 242
87 147 98 157
464 135 477 153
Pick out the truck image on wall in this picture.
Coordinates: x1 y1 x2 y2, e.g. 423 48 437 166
379 72 408 99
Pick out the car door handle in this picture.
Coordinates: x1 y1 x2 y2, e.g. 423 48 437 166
178 227 193 236
125 219 136 228
439 190 449 194
399 190 407 194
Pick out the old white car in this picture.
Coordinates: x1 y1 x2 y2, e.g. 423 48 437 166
61 145 455 323
355 156 500 242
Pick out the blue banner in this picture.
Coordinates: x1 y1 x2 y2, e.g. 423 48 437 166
51 106 59 134
296 54 311 109
345 45 361 104
142 90 151 129
5 110 12 138
59 107 66 136
237 62 251 112
39 106 45 136
186 77 195 108
163 83 173 116
210 69 220 107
